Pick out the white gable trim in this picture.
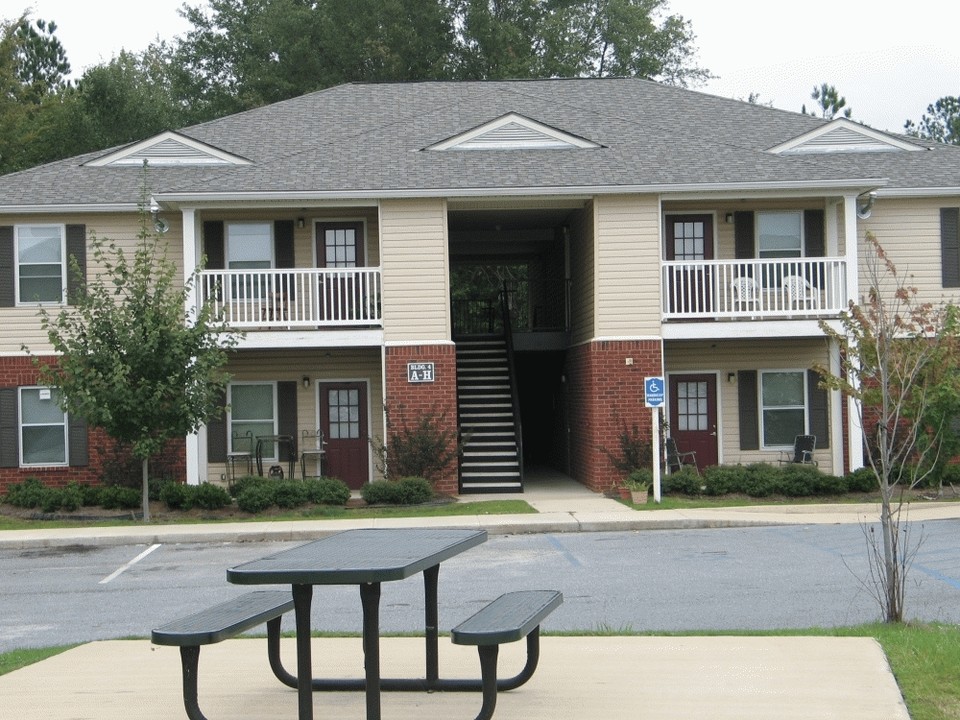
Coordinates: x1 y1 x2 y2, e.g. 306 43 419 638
769 118 922 155
84 131 252 167
427 113 600 151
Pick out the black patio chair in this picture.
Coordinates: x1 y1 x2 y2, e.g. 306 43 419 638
665 437 699 475
778 434 817 466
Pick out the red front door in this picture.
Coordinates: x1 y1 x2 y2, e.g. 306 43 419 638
665 214 714 314
319 382 369 489
669 374 718 470
316 221 364 322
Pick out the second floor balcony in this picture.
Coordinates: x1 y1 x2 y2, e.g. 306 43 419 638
662 258 848 321
199 268 382 330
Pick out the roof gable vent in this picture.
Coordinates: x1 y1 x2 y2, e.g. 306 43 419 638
84 131 252 167
770 118 921 155
428 113 600 151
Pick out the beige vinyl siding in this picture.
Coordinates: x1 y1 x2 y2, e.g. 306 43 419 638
380 198 450 343
1 213 181 354
205 348 384 483
568 202 595 344
595 194 660 337
859 198 957 303
666 339 835 475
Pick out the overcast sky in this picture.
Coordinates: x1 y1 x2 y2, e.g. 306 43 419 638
13 0 960 134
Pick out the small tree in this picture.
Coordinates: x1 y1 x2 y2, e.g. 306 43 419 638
816 233 960 621
27 184 238 521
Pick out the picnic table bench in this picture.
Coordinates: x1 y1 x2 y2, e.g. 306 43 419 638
452 590 564 720
151 590 294 720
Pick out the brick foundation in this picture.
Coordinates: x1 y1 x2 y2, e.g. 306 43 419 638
565 340 662 492
384 344 458 495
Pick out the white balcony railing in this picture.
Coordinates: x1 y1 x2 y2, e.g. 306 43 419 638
199 268 382 329
661 258 847 320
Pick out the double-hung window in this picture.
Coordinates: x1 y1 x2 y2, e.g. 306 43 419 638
19 387 68 466
757 211 802 259
760 371 807 447
229 383 277 459
16 225 65 304
226 222 273 299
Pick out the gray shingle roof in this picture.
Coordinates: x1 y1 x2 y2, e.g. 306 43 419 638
2 78 958 208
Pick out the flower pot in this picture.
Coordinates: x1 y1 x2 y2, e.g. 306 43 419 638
630 487 648 504
618 486 632 500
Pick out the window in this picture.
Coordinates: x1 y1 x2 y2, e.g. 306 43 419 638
757 211 802 259
19 387 67 466
760 371 806 447
328 387 361 439
229 383 277 458
16 225 65 304
227 223 273 299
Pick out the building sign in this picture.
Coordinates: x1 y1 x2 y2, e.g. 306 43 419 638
407 362 436 383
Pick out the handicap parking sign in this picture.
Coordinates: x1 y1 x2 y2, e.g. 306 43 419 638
644 376 665 408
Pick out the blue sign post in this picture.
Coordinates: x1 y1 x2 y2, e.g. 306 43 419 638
644 376 665 503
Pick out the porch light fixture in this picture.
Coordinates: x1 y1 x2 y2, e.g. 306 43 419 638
297 217 305 229
724 213 734 224
302 376 311 388
856 191 877 219
727 372 736 384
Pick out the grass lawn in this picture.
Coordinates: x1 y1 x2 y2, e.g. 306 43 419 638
2 624 957 718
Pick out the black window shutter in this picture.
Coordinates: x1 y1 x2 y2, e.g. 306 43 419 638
738 370 759 450
0 226 13 307
203 221 225 270
941 208 960 288
807 369 829 450
0 388 18 467
803 210 825 257
65 224 86 302
275 221 295 268
734 212 755 259
68 414 89 467
277 381 298 462
206 388 227 463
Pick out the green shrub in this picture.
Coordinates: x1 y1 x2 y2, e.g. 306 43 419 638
80 483 103 506
845 466 877 493
229 475 269 498
702 465 740 496
739 463 778 497
4 477 50 508
236 484 274 513
372 409 458 486
661 467 703 496
193 483 231 511
940 463 960 488
57 483 84 512
303 477 351 505
361 476 433 505
272 480 308 509
99 485 141 510
160 482 193 510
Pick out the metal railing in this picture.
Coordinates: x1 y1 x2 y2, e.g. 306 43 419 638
199 268 382 328
661 258 847 320
452 279 569 337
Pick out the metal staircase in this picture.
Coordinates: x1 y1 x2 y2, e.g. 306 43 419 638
456 336 523 492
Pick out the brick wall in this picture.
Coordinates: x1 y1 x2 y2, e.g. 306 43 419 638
566 340 662 492
383 344 459 495
0 355 186 494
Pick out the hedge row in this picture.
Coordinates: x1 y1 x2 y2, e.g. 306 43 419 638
229 475 352 513
3 477 140 513
661 463 881 498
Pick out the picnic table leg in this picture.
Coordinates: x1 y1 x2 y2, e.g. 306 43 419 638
293 584 314 720
360 582 382 720
423 564 440 689
177 645 209 720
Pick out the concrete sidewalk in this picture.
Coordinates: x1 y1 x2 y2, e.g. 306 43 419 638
1 472 958 549
5 636 910 720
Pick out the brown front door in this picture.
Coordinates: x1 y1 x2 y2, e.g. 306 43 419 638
665 214 714 314
319 382 369 489
316 221 364 322
669 374 718 470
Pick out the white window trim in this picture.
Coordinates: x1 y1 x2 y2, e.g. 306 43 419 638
14 224 66 306
18 386 68 467
759 369 808 450
756 210 805 259
227 381 278 460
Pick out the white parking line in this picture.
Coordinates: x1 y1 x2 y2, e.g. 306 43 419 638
99 544 162 584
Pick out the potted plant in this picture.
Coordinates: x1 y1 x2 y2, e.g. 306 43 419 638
622 468 652 503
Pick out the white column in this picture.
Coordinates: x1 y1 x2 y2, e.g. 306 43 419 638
842 195 864 471
828 337 844 474
181 208 202 485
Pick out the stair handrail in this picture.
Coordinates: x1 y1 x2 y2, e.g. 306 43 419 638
500 282 524 486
